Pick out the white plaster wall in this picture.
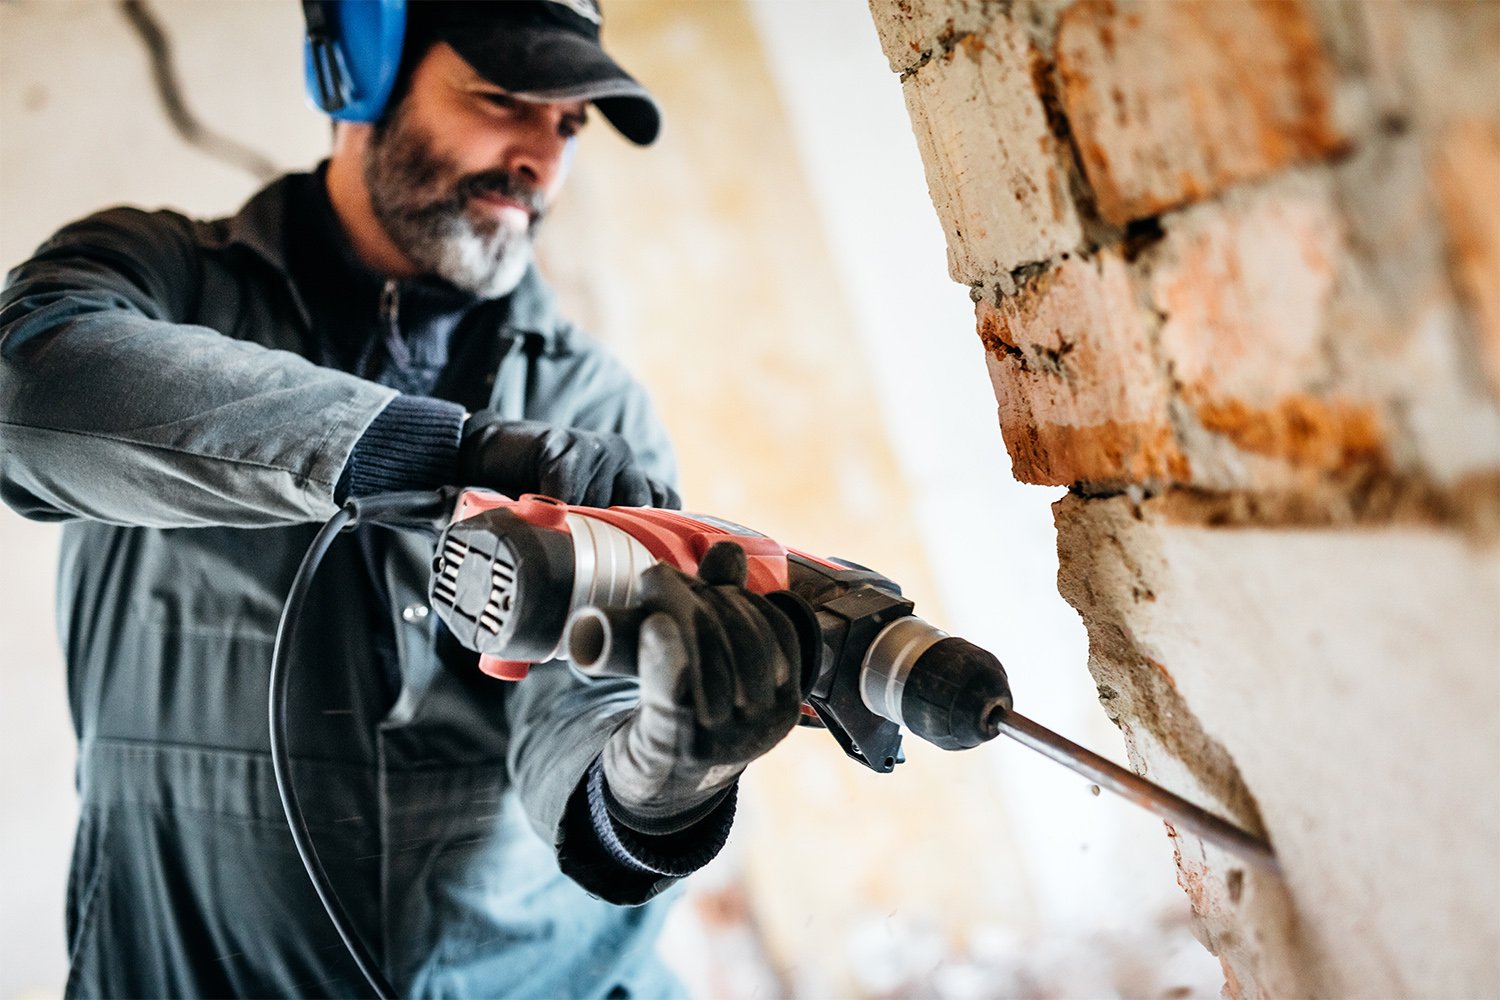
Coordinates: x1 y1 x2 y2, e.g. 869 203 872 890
1143 526 1500 996
1057 495 1500 995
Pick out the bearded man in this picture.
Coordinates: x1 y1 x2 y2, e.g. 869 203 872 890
0 3 805 997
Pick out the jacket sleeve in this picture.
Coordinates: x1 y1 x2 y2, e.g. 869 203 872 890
0 207 397 527
504 660 736 905
502 662 650 893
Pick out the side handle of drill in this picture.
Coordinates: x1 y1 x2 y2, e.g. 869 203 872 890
565 550 1013 771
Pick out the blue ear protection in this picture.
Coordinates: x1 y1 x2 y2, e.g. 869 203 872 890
303 0 587 177
303 0 408 122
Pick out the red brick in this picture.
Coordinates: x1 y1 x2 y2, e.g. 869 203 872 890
1145 180 1390 477
1387 2 1500 130
1317 135 1500 486
1188 394 1385 473
1055 0 1344 227
978 252 1186 485
1432 119 1500 399
1149 183 1340 399
867 0 1005 74
903 14 1083 281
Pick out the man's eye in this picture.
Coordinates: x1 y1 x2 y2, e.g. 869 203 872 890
560 118 586 139
479 93 518 112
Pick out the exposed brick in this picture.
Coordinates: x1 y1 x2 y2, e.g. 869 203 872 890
1303 0 1409 142
902 14 1083 282
1188 394 1385 473
1054 0 1344 227
1324 134 1500 486
1141 179 1390 480
978 252 1185 485
1432 119 1500 399
1388 1 1500 130
1149 185 1340 401
866 0 1006 75
1328 135 1453 343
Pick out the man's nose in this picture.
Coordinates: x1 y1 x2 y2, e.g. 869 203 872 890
503 107 572 190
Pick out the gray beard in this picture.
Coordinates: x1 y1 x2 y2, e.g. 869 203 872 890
422 210 532 299
362 116 537 299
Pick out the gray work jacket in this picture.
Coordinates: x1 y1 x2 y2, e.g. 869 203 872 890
0 174 684 998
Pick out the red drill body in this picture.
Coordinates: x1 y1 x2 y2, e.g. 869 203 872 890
429 490 1012 769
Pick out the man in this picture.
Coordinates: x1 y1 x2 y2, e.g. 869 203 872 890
0 2 804 996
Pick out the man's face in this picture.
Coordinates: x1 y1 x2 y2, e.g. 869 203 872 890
362 43 587 297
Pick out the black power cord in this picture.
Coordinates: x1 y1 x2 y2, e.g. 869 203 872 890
269 490 452 1000
116 0 281 183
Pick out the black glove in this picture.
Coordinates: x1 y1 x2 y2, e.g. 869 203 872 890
600 541 805 834
460 413 680 509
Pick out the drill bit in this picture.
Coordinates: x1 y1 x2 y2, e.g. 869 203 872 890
989 707 1281 875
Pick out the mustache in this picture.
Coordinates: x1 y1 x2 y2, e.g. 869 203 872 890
456 170 547 218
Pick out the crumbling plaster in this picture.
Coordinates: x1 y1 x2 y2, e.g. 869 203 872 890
1057 494 1500 996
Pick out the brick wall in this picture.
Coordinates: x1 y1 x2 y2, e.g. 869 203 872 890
869 0 1500 994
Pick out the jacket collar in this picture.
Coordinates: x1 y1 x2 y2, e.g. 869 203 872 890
207 169 567 350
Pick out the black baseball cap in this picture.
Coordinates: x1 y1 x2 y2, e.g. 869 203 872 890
409 0 662 145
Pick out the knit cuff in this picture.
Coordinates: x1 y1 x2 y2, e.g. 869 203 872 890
585 758 736 877
336 395 466 502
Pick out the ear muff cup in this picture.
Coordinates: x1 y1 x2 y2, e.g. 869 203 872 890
303 0 407 123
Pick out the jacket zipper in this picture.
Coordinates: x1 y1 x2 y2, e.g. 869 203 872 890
379 278 401 341
369 277 414 376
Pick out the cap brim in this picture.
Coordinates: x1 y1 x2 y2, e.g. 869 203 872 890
446 28 661 145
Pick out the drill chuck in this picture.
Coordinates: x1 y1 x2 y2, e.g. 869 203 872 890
861 616 1013 750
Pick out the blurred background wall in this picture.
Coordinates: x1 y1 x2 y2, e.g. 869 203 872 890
0 2 1214 997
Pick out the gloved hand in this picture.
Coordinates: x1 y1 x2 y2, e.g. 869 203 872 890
460 413 679 509
600 541 806 834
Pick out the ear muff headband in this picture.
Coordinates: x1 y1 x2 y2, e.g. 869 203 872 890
303 0 407 123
